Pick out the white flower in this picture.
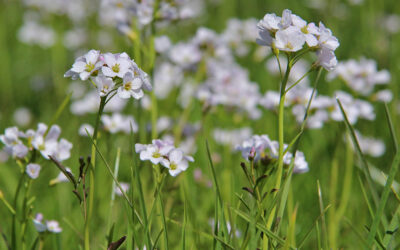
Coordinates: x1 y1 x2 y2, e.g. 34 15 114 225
101 53 132 78
235 135 272 161
49 167 74 186
64 50 102 80
137 3 154 25
31 123 72 162
18 18 55 48
293 152 309 173
135 139 194 176
94 75 115 97
13 107 32 127
33 214 46 233
155 35 172 53
279 9 293 29
257 13 281 32
274 26 305 52
0 127 29 158
327 58 390 95
101 113 138 134
46 220 62 233
316 48 337 71
154 62 183 99
135 139 174 165
317 22 340 51
375 90 393 102
26 163 41 179
118 72 144 99
169 43 202 67
352 131 386 157
78 124 94 137
161 149 194 177
213 127 253 149
115 182 130 196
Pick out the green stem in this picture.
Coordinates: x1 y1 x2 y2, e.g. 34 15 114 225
21 180 32 250
12 172 25 249
276 59 292 192
84 96 107 250
263 57 291 249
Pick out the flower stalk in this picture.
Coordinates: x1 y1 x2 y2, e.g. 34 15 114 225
84 95 107 250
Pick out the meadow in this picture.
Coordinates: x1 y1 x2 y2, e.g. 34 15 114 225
0 0 400 249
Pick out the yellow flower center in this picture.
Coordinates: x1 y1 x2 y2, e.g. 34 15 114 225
170 162 177 170
152 151 161 158
112 64 120 73
85 63 95 72
124 82 132 91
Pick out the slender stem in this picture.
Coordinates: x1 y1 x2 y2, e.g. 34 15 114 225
284 69 313 94
11 172 25 249
84 96 107 250
21 180 32 250
264 57 292 249
276 59 292 191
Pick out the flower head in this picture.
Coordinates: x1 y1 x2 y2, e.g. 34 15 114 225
135 139 194 177
26 163 41 179
64 50 103 80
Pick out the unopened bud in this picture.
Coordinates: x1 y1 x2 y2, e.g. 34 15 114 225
248 147 256 161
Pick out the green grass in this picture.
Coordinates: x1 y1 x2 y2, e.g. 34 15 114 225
1 0 400 249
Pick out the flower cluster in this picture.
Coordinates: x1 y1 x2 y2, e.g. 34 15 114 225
235 134 309 174
101 113 138 134
351 130 386 158
135 139 194 177
197 60 262 119
257 9 339 70
327 58 391 98
64 50 152 100
100 0 203 33
32 213 62 233
221 18 260 57
18 13 55 48
0 123 72 162
213 127 253 149
261 56 381 128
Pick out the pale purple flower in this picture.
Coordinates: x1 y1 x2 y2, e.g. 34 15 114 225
101 53 132 78
274 26 306 52
94 75 115 96
118 72 144 99
161 149 194 177
135 139 174 165
26 163 41 179
64 50 103 80
0 127 29 158
46 220 62 233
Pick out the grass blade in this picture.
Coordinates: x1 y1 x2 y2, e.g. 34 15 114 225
297 205 331 248
367 148 400 246
384 103 398 152
230 207 294 248
206 140 230 242
336 98 380 209
317 180 329 250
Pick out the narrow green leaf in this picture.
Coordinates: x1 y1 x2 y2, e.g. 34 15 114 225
317 180 329 249
367 147 400 246
206 140 230 242
384 103 398 152
297 205 331 248
230 207 294 249
336 98 380 209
